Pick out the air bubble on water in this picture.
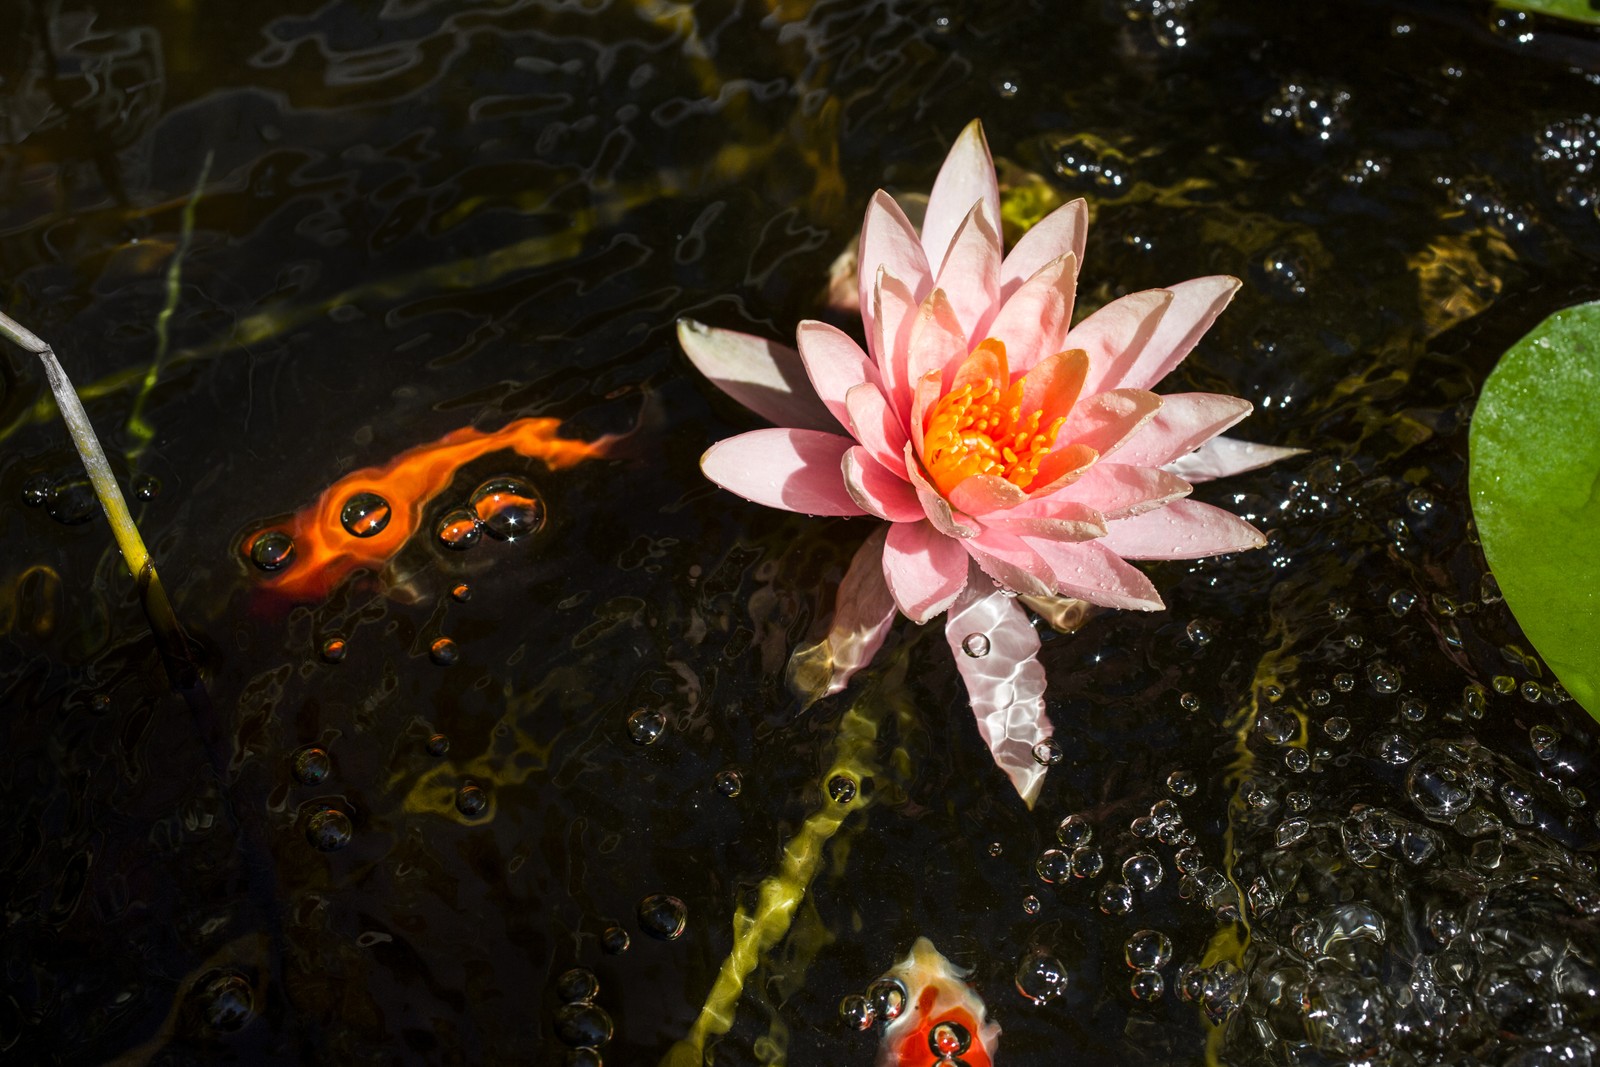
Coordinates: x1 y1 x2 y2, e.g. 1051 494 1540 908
1166 770 1198 797
1323 716 1351 741
1174 847 1204 874
318 636 347 663
600 925 630 954
838 994 874 1031
292 745 331 785
1129 969 1165 1001
1256 708 1297 745
1520 680 1543 704
1125 929 1173 969
563 1047 601 1067
1388 589 1417 616
1328 598 1351 621
1057 814 1092 848
1123 853 1164 892
1401 698 1427 722
1368 731 1417 765
1480 572 1503 604
626 707 667 745
1098 882 1134 915
21 474 50 506
1032 737 1063 765
1367 661 1401 694
451 582 472 602
339 492 391 537
1130 816 1156 839
827 775 857 803
470 478 545 541
1333 673 1355 693
1150 799 1182 828
1308 688 1331 706
554 1002 613 1048
714 769 742 797
1287 791 1311 813
455 781 487 817
1405 487 1435 515
305 807 352 851
637 893 688 940
133 474 161 500
1071 847 1104 879
1276 818 1311 847
1185 619 1212 646
250 531 295 571
867 977 907 1021
1022 895 1041 915
1177 963 1212 1003
960 632 991 657
44 475 96 525
1530 725 1560 760
426 733 450 756
198 970 254 1033
1015 949 1066 1005
1179 692 1201 712
429 637 459 665
556 968 599 1003
437 508 482 549
1036 849 1071 884
1285 748 1311 773
929 1020 971 1057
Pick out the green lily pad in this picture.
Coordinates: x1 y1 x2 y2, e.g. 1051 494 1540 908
1495 0 1600 24
1469 301 1600 718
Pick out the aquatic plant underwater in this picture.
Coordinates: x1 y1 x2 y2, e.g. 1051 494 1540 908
4 1 1600 1065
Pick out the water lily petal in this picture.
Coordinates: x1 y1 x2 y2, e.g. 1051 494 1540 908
702 428 865 516
1165 436 1306 483
874 267 920 425
1067 289 1174 397
1112 392 1252 468
1017 348 1089 430
1057 388 1163 459
909 370 945 460
987 253 1079 373
922 120 1001 275
884 519 969 623
1018 591 1097 634
677 319 836 432
1096 498 1266 560
906 288 969 395
966 529 1055 596
796 320 881 433
1000 197 1088 301
943 576 1052 807
787 527 896 706
1038 462 1192 519
983 500 1107 542
859 191 933 362
843 446 923 522
905 442 978 537
933 201 1002 341
845 381 908 477
1108 276 1241 392
1028 443 1100 495
1024 537 1166 610
948 474 1027 517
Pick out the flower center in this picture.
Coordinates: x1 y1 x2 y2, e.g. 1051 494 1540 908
924 342 1066 497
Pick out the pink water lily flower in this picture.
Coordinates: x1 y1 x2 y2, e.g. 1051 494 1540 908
679 120 1298 806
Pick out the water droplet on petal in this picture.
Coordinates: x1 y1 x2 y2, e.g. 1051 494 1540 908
867 977 907 1021
961 632 991 657
250 531 295 571
839 993 875 1031
929 1020 971 1057
470 478 545 540
339 492 391 537
637 893 687 940
437 508 482 550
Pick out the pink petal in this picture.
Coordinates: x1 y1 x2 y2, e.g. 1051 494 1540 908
874 267 919 422
1000 198 1088 301
788 527 897 706
883 519 969 623
1016 348 1090 431
932 201 1002 341
922 120 1001 277
904 442 978 537
948 474 1027 517
701 428 865 516
1165 435 1306 483
1108 276 1241 392
905 288 969 396
1112 393 1253 468
796 320 880 433
859 192 933 362
677 319 835 432
908 370 944 460
1095 499 1266 560
845 381 908 477
986 253 1078 373
1066 289 1174 397
843 446 922 522
1039 462 1192 519
1057 388 1163 459
943 576 1052 807
1024 538 1166 611
983 500 1107 542
965 529 1055 596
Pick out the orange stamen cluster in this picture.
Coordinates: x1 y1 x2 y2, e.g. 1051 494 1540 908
924 348 1066 497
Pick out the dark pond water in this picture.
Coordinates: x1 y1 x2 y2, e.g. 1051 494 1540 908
4 0 1600 1063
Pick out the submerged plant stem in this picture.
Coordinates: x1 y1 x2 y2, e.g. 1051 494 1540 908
0 309 197 688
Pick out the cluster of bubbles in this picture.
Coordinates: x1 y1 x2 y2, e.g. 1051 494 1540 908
843 969 995 1067
1117 0 1195 50
1534 114 1600 216
1261 81 1352 143
552 967 612 1067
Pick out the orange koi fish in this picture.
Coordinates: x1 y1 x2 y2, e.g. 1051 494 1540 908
879 938 1000 1067
243 418 612 602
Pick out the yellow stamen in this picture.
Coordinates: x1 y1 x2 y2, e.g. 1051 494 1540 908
923 338 1071 496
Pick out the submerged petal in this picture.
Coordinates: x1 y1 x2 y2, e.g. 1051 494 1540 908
944 576 1053 807
883 519 970 623
787 527 898 707
922 120 1002 274
1165 435 1306 483
1095 498 1266 560
702 428 865 516
677 319 835 432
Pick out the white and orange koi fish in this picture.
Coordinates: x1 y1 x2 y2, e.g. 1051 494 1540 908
878 938 1000 1067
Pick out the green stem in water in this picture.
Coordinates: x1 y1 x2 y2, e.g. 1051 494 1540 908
0 309 197 688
